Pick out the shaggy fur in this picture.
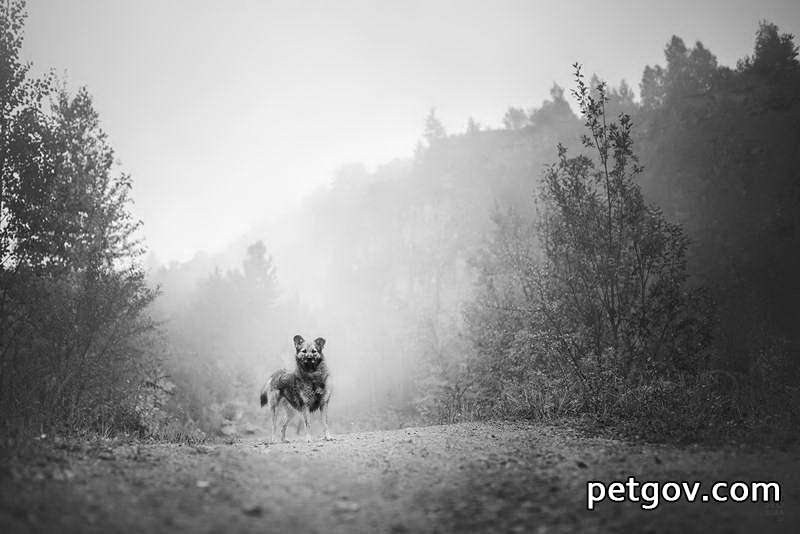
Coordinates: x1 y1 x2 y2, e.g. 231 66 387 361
260 335 332 443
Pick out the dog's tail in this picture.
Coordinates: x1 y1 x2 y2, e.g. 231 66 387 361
259 381 270 408
260 370 286 408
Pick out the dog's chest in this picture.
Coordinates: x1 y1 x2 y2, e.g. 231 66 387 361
297 377 327 412
298 378 326 411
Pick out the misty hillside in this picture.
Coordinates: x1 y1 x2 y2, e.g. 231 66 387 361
146 26 800 441
148 84 586 428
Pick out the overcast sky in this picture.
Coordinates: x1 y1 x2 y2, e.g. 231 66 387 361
22 0 800 262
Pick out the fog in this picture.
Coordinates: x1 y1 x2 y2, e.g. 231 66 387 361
6 0 800 439
23 1 799 262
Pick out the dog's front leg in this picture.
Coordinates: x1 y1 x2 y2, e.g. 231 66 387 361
320 405 332 441
301 407 311 443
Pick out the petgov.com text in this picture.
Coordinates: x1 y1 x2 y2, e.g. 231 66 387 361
587 477 781 511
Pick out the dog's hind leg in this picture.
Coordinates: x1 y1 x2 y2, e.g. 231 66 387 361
270 404 279 444
280 408 295 443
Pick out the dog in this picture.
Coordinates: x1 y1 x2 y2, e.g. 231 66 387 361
260 335 332 443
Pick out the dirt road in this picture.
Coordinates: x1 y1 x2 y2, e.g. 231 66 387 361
1 422 798 533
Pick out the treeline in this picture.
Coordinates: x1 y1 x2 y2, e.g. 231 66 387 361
635 27 800 373
187 20 796 440
0 1 158 437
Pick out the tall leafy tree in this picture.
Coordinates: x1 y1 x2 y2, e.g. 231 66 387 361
0 1 157 434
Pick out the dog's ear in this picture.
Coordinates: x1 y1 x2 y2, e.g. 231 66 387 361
314 337 326 352
293 335 305 352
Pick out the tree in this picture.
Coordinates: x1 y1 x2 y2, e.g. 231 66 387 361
640 65 665 110
0 0 61 428
466 116 481 134
161 241 281 432
0 1 157 435
502 107 528 130
471 65 710 412
635 23 800 378
639 36 719 112
423 108 446 145
529 83 574 129
738 20 799 76
0 0 53 270
543 66 707 383
243 240 277 291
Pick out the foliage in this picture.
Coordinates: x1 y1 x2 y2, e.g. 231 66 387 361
0 1 157 437
737 21 799 76
151 241 282 434
635 21 800 381
544 66 710 385
465 24 800 442
469 65 711 419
